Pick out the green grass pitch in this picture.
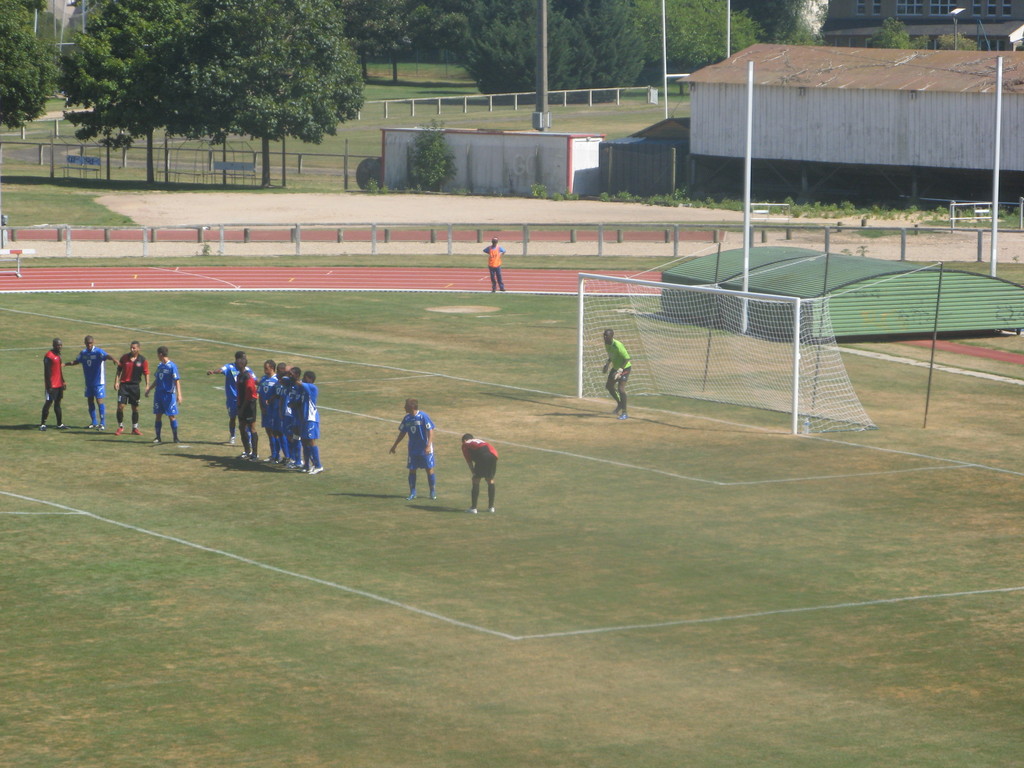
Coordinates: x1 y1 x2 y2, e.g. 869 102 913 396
1 290 1022 767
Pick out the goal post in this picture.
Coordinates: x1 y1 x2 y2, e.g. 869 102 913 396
577 273 876 434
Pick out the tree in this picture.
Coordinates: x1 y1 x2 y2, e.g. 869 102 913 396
341 0 413 80
408 0 471 56
867 17 910 48
0 0 59 129
409 121 455 191
632 0 759 73
183 0 364 186
61 0 196 181
732 0 820 44
463 0 643 93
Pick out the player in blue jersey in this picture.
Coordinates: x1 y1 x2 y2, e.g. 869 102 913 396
299 370 324 475
389 398 437 500
206 350 252 445
284 367 306 470
257 359 279 462
67 335 115 429
268 361 291 464
145 346 182 443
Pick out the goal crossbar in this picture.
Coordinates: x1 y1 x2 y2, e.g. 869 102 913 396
577 273 875 434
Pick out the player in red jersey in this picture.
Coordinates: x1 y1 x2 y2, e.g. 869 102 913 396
39 338 69 431
114 341 150 436
236 366 260 460
461 433 499 514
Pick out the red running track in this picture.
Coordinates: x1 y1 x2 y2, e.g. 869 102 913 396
0 266 645 295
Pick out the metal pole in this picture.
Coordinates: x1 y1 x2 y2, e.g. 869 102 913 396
990 56 1003 277
661 0 669 119
923 264 944 429
742 61 753 296
534 0 548 131
577 274 586 398
726 0 731 59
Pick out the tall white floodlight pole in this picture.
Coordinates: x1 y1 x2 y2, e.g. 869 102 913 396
742 60 753 295
661 0 669 119
726 0 731 58
990 56 1003 277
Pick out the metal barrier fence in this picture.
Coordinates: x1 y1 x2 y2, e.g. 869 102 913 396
0 222 1019 268
0 139 371 188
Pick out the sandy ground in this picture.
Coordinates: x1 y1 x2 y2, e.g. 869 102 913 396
96 191 754 227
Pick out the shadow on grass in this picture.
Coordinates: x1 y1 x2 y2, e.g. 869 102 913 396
483 390 764 434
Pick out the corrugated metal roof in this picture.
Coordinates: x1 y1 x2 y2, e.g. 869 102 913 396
661 246 1024 336
687 44 1024 94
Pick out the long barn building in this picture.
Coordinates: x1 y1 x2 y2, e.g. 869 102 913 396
687 44 1024 204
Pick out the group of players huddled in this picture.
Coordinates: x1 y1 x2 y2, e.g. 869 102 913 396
205 351 323 475
40 336 323 475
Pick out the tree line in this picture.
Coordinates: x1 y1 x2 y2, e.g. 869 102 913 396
0 0 818 186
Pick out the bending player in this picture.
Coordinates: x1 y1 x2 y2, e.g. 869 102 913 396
461 433 499 514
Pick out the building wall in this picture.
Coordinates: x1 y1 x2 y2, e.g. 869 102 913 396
824 0 1024 48
690 82 1024 171
382 130 603 196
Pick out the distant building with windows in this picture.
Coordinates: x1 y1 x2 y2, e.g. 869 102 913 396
823 0 1024 50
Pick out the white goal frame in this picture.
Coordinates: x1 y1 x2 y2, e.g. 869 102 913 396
577 273 875 434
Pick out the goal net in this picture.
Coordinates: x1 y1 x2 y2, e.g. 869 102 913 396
577 273 876 433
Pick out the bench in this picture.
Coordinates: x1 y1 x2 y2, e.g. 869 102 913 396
205 160 258 186
63 154 102 177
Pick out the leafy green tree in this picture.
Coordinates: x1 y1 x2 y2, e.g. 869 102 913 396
633 0 759 73
341 0 413 80
183 0 364 186
463 0 642 93
410 121 456 190
61 0 196 181
935 33 978 51
732 0 820 44
867 17 912 48
408 0 471 55
0 0 59 129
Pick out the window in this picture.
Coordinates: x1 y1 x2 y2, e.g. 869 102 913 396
897 1 924 14
931 1 956 12
874 0 882 12
857 0 865 13
1002 0 1011 14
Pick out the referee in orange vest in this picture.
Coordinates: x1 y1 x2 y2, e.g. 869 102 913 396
483 237 507 292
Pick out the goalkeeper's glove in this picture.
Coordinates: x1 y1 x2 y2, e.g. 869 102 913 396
614 368 624 380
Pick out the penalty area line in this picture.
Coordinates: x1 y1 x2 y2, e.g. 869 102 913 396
516 585 1024 640
0 490 518 641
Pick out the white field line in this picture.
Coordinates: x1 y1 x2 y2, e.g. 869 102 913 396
516 586 1024 640
0 490 518 641
5 490 1022 643
843 346 1024 386
4 303 1021 483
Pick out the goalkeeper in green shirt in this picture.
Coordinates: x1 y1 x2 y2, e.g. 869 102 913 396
602 328 632 420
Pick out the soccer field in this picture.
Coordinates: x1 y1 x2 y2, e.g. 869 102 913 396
2 290 1022 768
